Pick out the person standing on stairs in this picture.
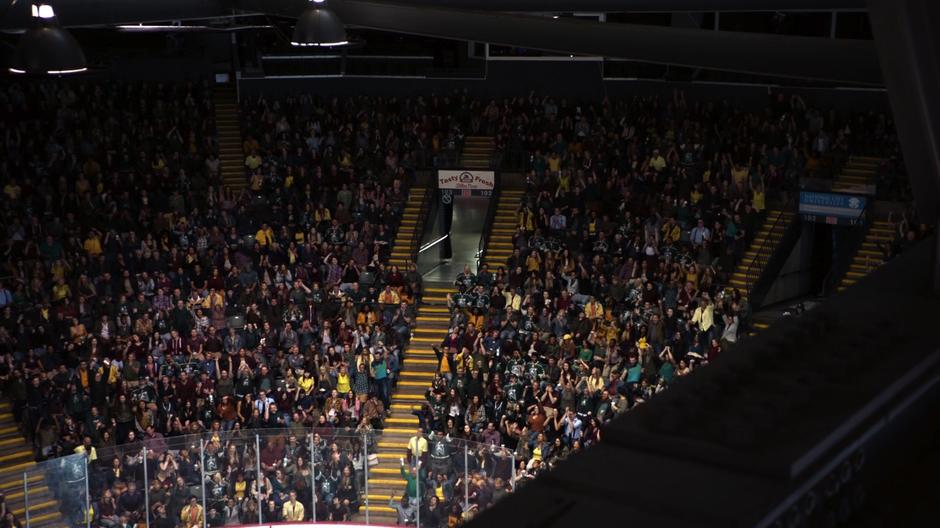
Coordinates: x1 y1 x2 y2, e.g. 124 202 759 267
399 456 422 499
408 427 429 466
371 349 391 409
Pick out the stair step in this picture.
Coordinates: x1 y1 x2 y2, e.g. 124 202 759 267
387 417 420 425
366 478 406 485
402 358 438 365
416 315 450 323
411 336 445 344
422 295 448 303
392 393 428 401
399 371 436 378
389 404 422 412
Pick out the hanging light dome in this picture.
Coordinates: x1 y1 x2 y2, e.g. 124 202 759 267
291 0 348 47
9 3 86 75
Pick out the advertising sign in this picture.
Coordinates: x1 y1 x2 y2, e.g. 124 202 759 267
798 191 867 226
438 170 495 196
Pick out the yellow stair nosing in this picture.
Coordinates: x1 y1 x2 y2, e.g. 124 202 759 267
399 371 436 378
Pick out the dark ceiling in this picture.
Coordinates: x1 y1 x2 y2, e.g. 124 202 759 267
0 0 882 85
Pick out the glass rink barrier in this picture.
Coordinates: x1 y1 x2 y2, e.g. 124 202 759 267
19 429 520 527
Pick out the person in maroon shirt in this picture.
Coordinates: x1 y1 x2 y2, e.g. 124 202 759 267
176 371 197 403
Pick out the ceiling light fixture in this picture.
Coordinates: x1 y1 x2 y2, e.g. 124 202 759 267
10 3 87 75
291 0 348 48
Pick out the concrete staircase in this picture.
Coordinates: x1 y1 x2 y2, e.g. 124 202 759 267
479 190 525 270
727 210 795 297
357 282 455 524
461 136 495 170
837 220 894 292
212 86 246 191
833 156 883 193
0 402 63 526
389 187 429 269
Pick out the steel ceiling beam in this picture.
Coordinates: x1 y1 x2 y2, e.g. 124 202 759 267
0 0 880 85
242 0 881 85
0 0 231 30
366 0 867 12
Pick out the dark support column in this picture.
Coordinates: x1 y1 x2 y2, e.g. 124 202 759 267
440 192 454 260
868 0 940 292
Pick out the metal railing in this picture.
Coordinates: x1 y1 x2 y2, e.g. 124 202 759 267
407 187 435 268
821 198 875 296
24 429 519 528
737 197 797 299
475 174 504 270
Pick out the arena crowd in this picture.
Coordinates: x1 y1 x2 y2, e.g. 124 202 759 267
0 80 920 527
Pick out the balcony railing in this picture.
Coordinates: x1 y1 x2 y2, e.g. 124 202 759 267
25 428 521 528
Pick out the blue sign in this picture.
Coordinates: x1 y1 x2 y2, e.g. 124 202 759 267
799 192 866 222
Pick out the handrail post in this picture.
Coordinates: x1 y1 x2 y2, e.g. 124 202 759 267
310 433 317 522
510 447 516 492
463 443 469 511
414 455 420 528
23 472 29 527
200 439 208 528
363 432 370 524
85 454 91 528
142 445 150 527
255 434 262 525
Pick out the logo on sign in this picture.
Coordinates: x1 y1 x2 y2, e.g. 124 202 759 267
438 170 495 191
848 197 861 209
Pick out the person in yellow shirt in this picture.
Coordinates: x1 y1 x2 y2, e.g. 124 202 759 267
753 187 766 212
74 435 97 462
282 491 305 521
648 149 667 172
315 205 332 223
548 152 562 174
245 150 262 171
297 369 315 395
525 251 542 273
3 181 21 200
504 289 522 312
202 289 225 309
336 365 351 394
83 230 103 256
517 204 535 232
661 218 681 245
408 428 429 464
692 297 715 337
180 496 204 528
378 285 401 305
583 297 604 320
732 162 748 188
249 172 264 192
53 278 72 302
751 180 766 212
255 223 274 247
